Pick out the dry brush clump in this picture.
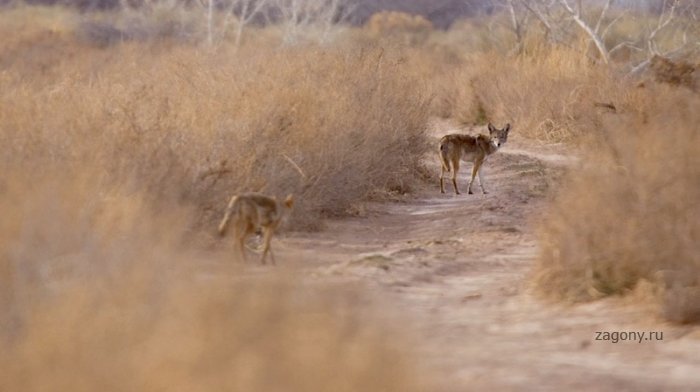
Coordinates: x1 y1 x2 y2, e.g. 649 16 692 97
0 171 427 391
2 275 425 391
1 13 435 386
534 87 700 323
450 46 653 142
366 11 433 46
0 25 432 230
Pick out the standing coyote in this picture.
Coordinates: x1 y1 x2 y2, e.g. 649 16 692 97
439 123 511 195
218 193 294 265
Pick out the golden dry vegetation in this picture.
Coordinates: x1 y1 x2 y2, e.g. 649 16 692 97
534 85 700 322
2 2 700 389
0 6 438 389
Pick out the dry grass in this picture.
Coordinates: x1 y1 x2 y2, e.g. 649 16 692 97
0 169 428 390
0 8 436 389
3 7 700 390
534 86 700 322
441 10 700 323
366 11 433 46
3 278 423 391
1 10 434 230
0 173 426 391
449 46 655 142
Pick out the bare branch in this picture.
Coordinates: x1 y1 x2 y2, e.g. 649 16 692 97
274 0 353 45
281 153 308 180
600 9 627 40
510 0 695 73
557 0 576 17
558 0 611 63
519 0 554 38
647 0 679 54
609 41 643 56
507 0 523 41
593 0 613 35
237 0 273 47
654 0 677 36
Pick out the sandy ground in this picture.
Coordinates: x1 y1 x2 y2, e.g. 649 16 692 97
230 120 700 391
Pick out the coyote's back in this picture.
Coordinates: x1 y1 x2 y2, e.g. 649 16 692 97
438 134 480 171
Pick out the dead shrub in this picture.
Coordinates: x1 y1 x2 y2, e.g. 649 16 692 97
367 11 433 34
75 4 201 46
2 274 425 391
0 38 431 231
534 87 700 322
366 11 433 45
0 13 435 386
0 171 427 391
451 48 656 142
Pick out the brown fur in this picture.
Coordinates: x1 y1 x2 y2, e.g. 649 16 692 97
439 123 511 195
218 193 294 265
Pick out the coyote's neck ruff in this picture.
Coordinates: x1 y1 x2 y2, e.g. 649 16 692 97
439 123 511 195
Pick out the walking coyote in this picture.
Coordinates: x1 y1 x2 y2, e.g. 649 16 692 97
218 193 294 264
439 123 511 195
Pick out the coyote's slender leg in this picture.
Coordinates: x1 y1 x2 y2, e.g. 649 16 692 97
236 229 248 263
477 166 488 194
468 158 484 195
440 164 446 194
451 158 461 195
260 227 275 265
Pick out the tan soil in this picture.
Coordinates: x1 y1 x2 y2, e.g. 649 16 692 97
225 119 700 391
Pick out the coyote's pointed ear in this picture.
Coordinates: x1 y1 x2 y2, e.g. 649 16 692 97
487 123 496 133
504 123 511 133
284 194 294 209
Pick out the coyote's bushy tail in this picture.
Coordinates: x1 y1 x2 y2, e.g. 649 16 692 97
218 195 239 236
439 141 450 172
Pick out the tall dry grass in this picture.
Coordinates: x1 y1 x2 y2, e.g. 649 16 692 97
0 173 426 391
3 277 424 391
0 8 436 389
0 167 428 390
425 12 700 322
3 7 699 388
1 16 434 229
534 86 700 322
449 46 655 142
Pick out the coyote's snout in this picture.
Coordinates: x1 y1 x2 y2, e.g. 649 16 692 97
218 193 294 265
439 123 511 195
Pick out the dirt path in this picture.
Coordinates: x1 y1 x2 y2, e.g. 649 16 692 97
269 122 700 391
